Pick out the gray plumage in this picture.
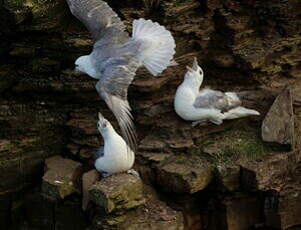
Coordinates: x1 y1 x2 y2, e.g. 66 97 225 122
194 88 241 112
67 0 127 43
66 0 176 151
95 146 104 159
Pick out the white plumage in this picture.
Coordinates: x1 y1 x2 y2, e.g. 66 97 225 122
132 18 176 76
95 113 135 175
174 58 260 126
66 0 177 152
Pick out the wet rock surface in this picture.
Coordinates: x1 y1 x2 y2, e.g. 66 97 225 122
1 0 301 229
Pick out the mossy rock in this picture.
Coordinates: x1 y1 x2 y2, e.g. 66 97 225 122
194 129 273 164
156 154 213 193
90 173 145 214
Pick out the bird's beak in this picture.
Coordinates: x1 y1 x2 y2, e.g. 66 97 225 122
192 57 199 72
186 66 194 72
98 112 105 124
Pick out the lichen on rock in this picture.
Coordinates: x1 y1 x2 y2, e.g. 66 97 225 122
90 173 145 214
42 155 83 201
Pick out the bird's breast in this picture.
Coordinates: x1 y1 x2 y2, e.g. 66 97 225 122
174 86 196 119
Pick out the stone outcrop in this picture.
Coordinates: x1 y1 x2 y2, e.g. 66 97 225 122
92 186 184 230
90 173 145 214
265 185 301 229
42 155 83 200
82 169 100 210
156 155 213 194
209 195 264 230
262 88 294 148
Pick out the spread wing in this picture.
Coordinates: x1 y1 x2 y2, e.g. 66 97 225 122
66 0 129 44
95 62 140 152
194 88 241 112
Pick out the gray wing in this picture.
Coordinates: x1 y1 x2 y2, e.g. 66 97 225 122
66 0 129 44
95 61 140 152
95 146 104 160
194 88 241 112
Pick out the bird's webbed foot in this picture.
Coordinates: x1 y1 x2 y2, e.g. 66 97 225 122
209 119 223 125
191 119 207 127
127 169 140 177
101 172 112 178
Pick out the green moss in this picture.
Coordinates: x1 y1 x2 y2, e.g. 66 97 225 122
194 129 273 164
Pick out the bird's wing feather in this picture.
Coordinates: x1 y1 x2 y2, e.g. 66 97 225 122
194 88 232 111
66 0 129 43
95 146 104 159
95 62 140 151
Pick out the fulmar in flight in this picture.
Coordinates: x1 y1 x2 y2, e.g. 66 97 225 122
66 0 176 151
174 58 259 126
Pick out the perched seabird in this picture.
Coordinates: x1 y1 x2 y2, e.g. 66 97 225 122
174 58 260 126
66 0 176 151
95 113 135 177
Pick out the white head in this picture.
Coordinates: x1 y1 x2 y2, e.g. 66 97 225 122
74 55 98 79
97 112 114 139
75 55 89 73
183 57 204 86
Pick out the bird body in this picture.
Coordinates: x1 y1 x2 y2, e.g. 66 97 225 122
174 58 260 125
95 113 135 175
67 0 176 151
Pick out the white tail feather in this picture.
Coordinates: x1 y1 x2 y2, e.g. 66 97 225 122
132 18 176 76
223 106 260 120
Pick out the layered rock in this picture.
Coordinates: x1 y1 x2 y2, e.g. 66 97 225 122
156 155 213 194
42 155 83 200
265 186 301 229
90 173 145 214
92 186 184 230
1 0 301 229
262 88 294 148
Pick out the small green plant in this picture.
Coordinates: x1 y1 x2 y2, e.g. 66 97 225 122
196 129 273 164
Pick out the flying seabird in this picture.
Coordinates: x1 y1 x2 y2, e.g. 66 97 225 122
95 113 136 177
66 0 176 151
174 58 260 126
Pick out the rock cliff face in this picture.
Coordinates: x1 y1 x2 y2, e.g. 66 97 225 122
1 0 301 229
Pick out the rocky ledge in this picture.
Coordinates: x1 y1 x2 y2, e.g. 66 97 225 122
1 0 301 229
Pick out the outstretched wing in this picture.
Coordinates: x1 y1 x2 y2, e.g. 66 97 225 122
66 0 129 43
95 62 140 152
194 88 241 112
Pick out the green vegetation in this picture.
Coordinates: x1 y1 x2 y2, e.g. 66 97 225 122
192 129 273 164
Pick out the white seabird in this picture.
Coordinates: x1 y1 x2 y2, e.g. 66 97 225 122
174 58 260 126
95 113 135 176
66 0 176 151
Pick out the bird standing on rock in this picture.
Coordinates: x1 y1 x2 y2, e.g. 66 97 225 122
174 58 260 126
95 113 136 177
66 0 176 151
